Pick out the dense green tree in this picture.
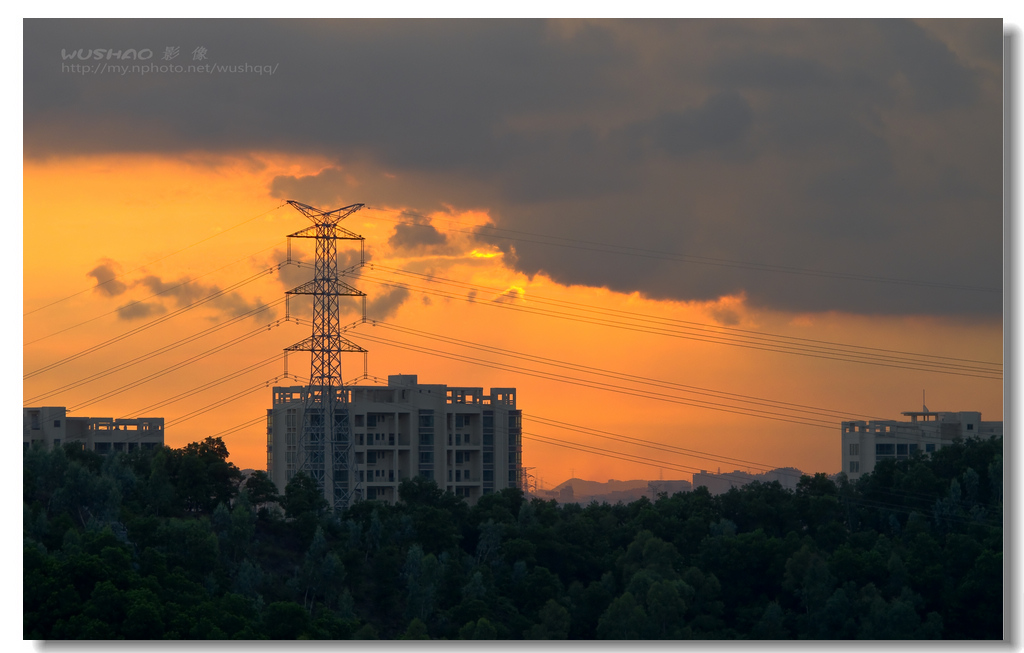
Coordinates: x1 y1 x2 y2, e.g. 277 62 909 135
245 470 281 511
282 471 328 519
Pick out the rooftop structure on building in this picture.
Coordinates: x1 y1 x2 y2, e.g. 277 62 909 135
267 374 522 509
841 409 1002 480
23 406 165 453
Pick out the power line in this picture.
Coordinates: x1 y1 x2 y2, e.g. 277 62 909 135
25 266 280 381
526 414 790 474
120 353 287 418
355 270 1001 380
26 299 284 404
210 414 268 440
166 377 285 428
372 320 886 422
24 202 287 316
352 330 839 429
65 319 290 413
24 241 288 348
370 264 1001 370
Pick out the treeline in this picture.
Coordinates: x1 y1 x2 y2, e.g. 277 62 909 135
23 436 1002 639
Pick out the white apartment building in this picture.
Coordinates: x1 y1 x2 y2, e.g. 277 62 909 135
841 409 1002 480
23 406 165 453
266 374 523 508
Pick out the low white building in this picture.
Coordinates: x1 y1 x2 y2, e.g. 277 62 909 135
266 374 522 508
23 406 165 453
841 409 1001 480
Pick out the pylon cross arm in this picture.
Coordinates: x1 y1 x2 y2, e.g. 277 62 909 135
285 336 368 354
287 224 364 241
287 279 365 297
286 199 364 223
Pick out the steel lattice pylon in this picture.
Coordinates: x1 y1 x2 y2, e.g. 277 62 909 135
284 199 366 510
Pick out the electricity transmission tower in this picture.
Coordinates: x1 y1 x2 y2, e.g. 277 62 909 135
284 200 367 510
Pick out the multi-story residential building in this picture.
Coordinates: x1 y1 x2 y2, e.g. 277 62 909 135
841 409 1002 480
266 374 522 508
23 406 165 452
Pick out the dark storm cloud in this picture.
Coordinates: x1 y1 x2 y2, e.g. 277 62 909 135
87 259 128 297
638 91 754 158
94 266 277 322
710 307 741 327
26 18 1003 317
388 214 448 251
117 300 165 321
269 168 351 209
493 288 523 304
138 274 274 320
874 19 980 112
367 287 411 321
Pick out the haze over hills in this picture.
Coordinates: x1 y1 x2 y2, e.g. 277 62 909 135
538 467 807 504
538 478 689 504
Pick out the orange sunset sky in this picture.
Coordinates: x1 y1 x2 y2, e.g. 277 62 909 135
22 19 1004 487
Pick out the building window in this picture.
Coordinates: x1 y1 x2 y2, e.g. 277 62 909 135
456 470 462 482
483 470 493 482
849 443 859 456
875 443 895 456
355 415 365 427
967 423 974 431
53 420 61 428
367 451 376 465
926 443 936 453
849 461 859 473
419 451 433 464
368 414 377 428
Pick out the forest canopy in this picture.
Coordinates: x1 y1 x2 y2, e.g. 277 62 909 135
23 435 1003 639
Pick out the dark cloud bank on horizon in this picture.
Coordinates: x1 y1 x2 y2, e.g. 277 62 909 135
26 19 1003 318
